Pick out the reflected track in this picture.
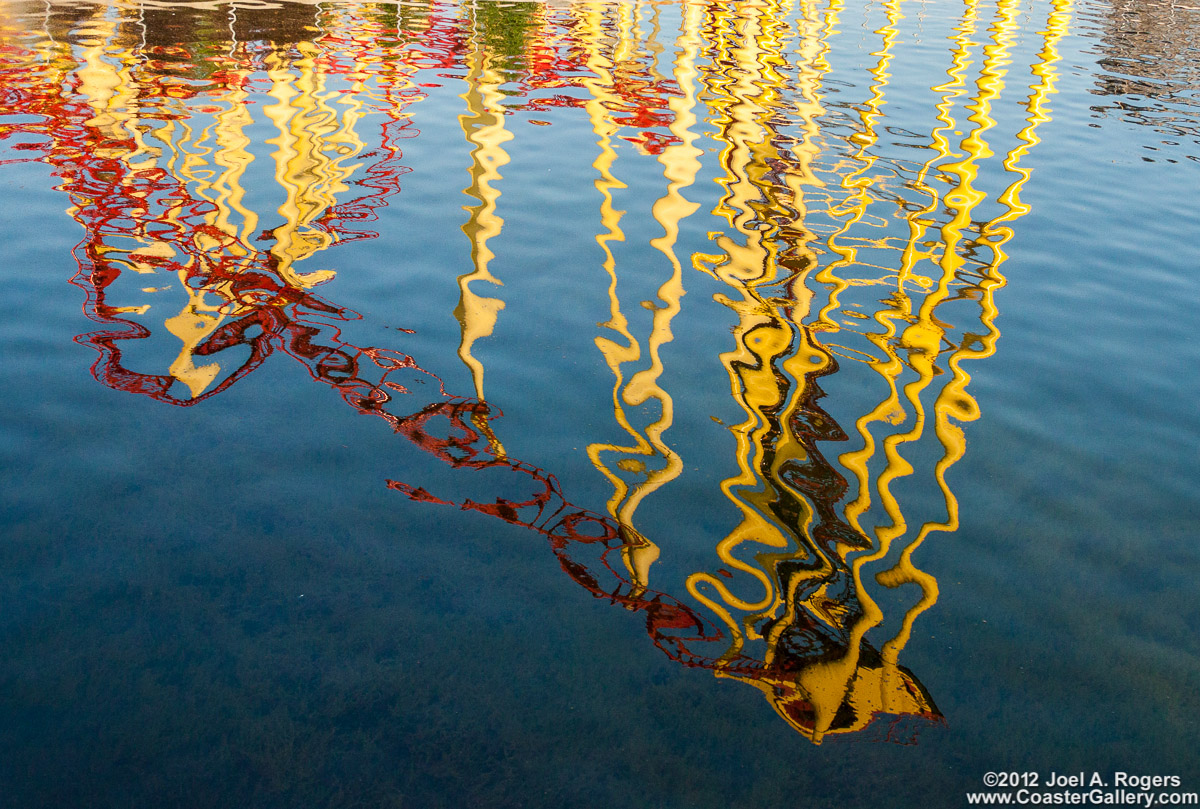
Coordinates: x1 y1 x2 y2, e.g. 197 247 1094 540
0 0 1076 744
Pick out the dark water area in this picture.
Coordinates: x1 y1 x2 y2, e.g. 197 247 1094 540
0 0 1198 807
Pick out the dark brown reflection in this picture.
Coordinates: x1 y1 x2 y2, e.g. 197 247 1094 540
1089 0 1200 145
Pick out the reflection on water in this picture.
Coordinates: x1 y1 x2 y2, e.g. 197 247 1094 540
0 0 1076 744
1086 0 1200 147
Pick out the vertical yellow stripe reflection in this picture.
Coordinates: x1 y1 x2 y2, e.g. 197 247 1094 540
456 9 513 403
7 0 1071 744
580 1 705 593
669 0 1069 742
41 3 423 401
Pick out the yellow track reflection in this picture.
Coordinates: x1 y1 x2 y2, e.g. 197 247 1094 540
456 5 512 404
0 0 1072 744
50 2 427 401
558 0 1073 742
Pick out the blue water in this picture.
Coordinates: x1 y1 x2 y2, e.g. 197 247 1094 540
1 0 1198 806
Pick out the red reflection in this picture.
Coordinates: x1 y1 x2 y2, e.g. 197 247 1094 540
0 4 937 743
0 4 725 683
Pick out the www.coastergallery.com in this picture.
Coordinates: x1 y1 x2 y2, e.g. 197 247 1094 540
966 790 1198 806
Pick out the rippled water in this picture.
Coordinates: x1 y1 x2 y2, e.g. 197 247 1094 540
0 0 1198 806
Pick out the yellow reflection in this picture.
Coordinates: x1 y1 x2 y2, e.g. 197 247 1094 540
455 6 513 404
567 0 1074 743
3 0 1073 746
27 2 425 401
261 39 362 286
578 1 707 594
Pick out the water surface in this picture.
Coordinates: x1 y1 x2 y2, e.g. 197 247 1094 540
1 0 1198 806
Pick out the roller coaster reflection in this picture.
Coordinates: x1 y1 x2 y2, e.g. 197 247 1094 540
0 0 1069 743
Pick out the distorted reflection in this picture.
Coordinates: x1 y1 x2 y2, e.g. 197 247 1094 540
0 0 1071 743
1088 0 1200 148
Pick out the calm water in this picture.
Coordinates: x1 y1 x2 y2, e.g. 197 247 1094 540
0 0 1198 806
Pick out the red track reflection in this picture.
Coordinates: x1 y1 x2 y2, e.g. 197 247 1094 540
0 4 938 743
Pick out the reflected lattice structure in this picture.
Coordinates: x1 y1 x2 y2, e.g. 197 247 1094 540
0 0 1072 743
